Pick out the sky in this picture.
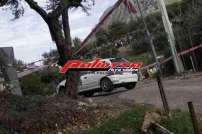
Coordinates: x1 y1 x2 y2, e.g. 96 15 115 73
0 0 116 63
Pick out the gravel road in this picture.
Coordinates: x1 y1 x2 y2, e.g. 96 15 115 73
92 72 202 113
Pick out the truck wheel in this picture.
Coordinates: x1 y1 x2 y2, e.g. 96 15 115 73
100 78 113 92
125 83 136 90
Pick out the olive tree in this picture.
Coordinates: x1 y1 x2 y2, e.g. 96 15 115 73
1 0 94 98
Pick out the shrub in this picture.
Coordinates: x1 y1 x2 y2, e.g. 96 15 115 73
40 67 64 84
20 67 64 96
20 73 47 95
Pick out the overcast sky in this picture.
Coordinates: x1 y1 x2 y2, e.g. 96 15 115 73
0 0 116 63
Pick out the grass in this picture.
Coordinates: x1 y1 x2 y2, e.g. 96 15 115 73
85 107 202 134
85 106 150 134
161 110 202 134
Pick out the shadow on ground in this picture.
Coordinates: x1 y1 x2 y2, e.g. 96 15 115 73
91 88 132 97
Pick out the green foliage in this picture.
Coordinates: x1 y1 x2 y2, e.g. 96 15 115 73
85 106 150 134
169 0 202 70
108 22 128 41
40 67 63 83
85 107 202 134
92 22 128 58
20 68 63 96
95 28 109 47
73 37 81 49
161 110 202 134
127 53 150 65
128 0 202 71
127 12 169 55
21 73 47 96
98 45 118 58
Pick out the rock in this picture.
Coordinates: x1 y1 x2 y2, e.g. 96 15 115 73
78 101 89 107
86 98 97 107
141 111 162 133
87 98 93 103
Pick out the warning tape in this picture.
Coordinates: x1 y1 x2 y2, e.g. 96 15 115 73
177 44 202 57
141 44 202 70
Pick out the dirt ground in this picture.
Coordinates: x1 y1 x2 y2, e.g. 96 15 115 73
91 72 202 114
1 72 202 133
0 91 138 133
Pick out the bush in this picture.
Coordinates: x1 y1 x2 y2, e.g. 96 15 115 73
20 73 47 95
20 67 64 96
40 67 64 84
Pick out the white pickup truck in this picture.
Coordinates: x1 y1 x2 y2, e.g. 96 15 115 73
56 58 139 96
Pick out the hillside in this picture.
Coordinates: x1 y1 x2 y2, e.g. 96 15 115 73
86 0 180 45
99 0 180 28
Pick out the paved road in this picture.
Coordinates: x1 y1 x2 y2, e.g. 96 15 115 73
93 73 202 113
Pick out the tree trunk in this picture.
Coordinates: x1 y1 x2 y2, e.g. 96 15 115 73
62 10 72 56
65 71 80 99
47 17 68 66
62 10 79 99
46 17 79 99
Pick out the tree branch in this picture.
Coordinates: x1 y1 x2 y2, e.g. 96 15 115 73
62 9 72 56
0 0 8 7
48 0 70 18
25 0 48 21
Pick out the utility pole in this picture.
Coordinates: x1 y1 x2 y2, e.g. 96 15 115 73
136 0 170 115
156 0 184 74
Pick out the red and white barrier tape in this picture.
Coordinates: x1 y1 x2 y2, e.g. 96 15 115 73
141 44 202 70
